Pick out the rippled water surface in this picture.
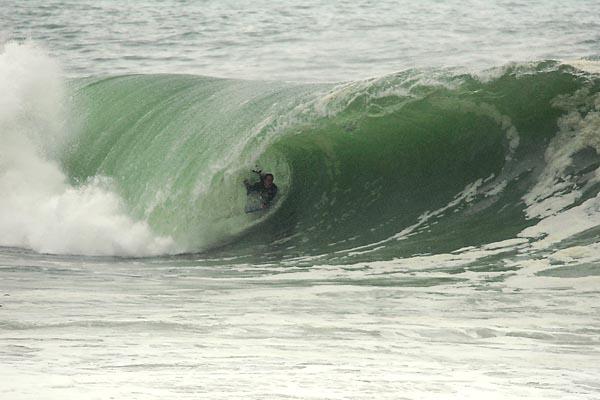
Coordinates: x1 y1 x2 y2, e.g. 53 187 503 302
2 0 600 80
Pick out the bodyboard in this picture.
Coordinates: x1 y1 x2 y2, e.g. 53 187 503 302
244 192 265 213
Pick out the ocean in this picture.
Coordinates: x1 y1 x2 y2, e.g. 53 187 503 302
1 1 600 399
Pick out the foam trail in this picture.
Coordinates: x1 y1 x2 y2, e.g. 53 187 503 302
0 42 175 256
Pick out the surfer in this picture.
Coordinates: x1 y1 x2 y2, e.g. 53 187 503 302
244 172 278 209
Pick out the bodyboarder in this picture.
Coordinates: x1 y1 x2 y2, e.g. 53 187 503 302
244 171 278 210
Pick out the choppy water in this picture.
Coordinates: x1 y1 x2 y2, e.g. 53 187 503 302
1 1 600 399
3 0 600 81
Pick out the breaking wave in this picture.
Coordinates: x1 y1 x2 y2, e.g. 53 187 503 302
2 42 600 259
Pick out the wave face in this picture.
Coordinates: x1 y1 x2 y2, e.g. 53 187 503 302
60 62 600 260
3 43 600 258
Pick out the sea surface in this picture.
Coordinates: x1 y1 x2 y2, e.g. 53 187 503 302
1 1 600 399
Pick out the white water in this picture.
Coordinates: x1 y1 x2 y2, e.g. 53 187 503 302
0 42 174 256
2 245 599 400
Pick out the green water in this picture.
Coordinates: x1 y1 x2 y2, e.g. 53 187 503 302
61 63 600 261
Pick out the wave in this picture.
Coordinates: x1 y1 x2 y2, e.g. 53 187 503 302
2 42 600 259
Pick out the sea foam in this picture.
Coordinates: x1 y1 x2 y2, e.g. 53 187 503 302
0 42 175 256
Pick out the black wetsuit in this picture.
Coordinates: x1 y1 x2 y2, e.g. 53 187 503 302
245 181 278 207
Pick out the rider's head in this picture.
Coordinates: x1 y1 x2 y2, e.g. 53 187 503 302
262 173 274 188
